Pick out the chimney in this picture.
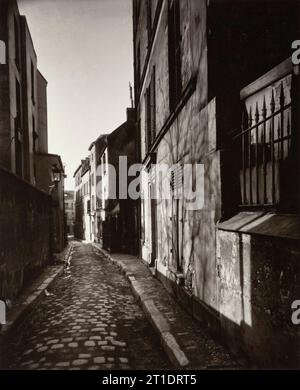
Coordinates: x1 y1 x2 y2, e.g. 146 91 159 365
126 107 136 123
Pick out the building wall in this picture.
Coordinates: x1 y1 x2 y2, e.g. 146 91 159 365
97 147 108 245
74 166 84 240
217 213 300 368
20 16 37 185
0 0 22 174
0 0 65 304
89 145 97 242
37 71 48 154
136 0 219 305
0 167 51 301
81 168 91 242
64 191 74 235
34 154 65 252
134 0 300 367
105 112 137 254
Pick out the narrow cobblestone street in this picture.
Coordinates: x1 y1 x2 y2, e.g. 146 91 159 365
2 242 172 370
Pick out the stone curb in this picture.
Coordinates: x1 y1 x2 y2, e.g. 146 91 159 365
92 244 190 368
0 243 73 343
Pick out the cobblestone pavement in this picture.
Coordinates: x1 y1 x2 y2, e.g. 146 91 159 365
2 241 172 370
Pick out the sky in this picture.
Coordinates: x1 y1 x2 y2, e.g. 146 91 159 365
18 0 133 190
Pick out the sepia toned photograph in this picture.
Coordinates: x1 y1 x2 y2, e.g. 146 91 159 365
0 0 299 379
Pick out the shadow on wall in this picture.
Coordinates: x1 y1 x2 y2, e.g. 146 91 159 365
0 167 52 301
217 213 300 368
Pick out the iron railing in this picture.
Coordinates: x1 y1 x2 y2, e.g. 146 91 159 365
234 62 293 207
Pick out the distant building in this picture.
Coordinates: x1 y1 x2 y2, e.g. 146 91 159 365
88 135 107 243
35 153 65 252
64 191 75 236
74 108 138 253
73 164 83 240
33 69 65 253
81 157 91 242
73 158 91 242
100 108 138 254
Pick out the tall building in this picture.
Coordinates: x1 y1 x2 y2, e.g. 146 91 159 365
99 108 137 254
0 0 24 177
133 0 300 367
74 163 84 240
64 191 75 236
0 0 65 300
88 134 107 243
73 158 91 242
74 108 137 252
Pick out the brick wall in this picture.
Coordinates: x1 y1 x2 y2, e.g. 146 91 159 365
0 167 52 301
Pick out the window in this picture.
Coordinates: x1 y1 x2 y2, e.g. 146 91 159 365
14 16 20 70
147 0 152 45
32 115 38 153
133 0 141 29
141 192 145 242
145 67 156 151
0 40 6 64
170 163 183 198
168 0 182 111
136 43 141 92
31 61 35 104
15 78 22 176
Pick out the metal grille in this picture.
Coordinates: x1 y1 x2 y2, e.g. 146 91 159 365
234 78 292 207
170 164 183 197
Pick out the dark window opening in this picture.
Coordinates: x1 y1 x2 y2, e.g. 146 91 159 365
145 67 156 151
133 0 141 31
15 79 22 176
168 0 182 112
207 1 299 100
147 0 152 45
136 43 141 93
32 115 38 153
14 16 20 70
31 61 35 104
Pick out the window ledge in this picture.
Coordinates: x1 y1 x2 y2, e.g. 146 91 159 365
217 212 300 241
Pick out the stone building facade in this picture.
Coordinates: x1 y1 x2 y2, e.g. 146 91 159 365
74 109 137 254
100 108 137 255
0 0 65 300
133 0 300 367
88 135 107 243
73 158 92 242
64 190 75 236
73 164 84 240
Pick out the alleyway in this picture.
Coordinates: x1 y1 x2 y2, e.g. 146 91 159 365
2 242 172 370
